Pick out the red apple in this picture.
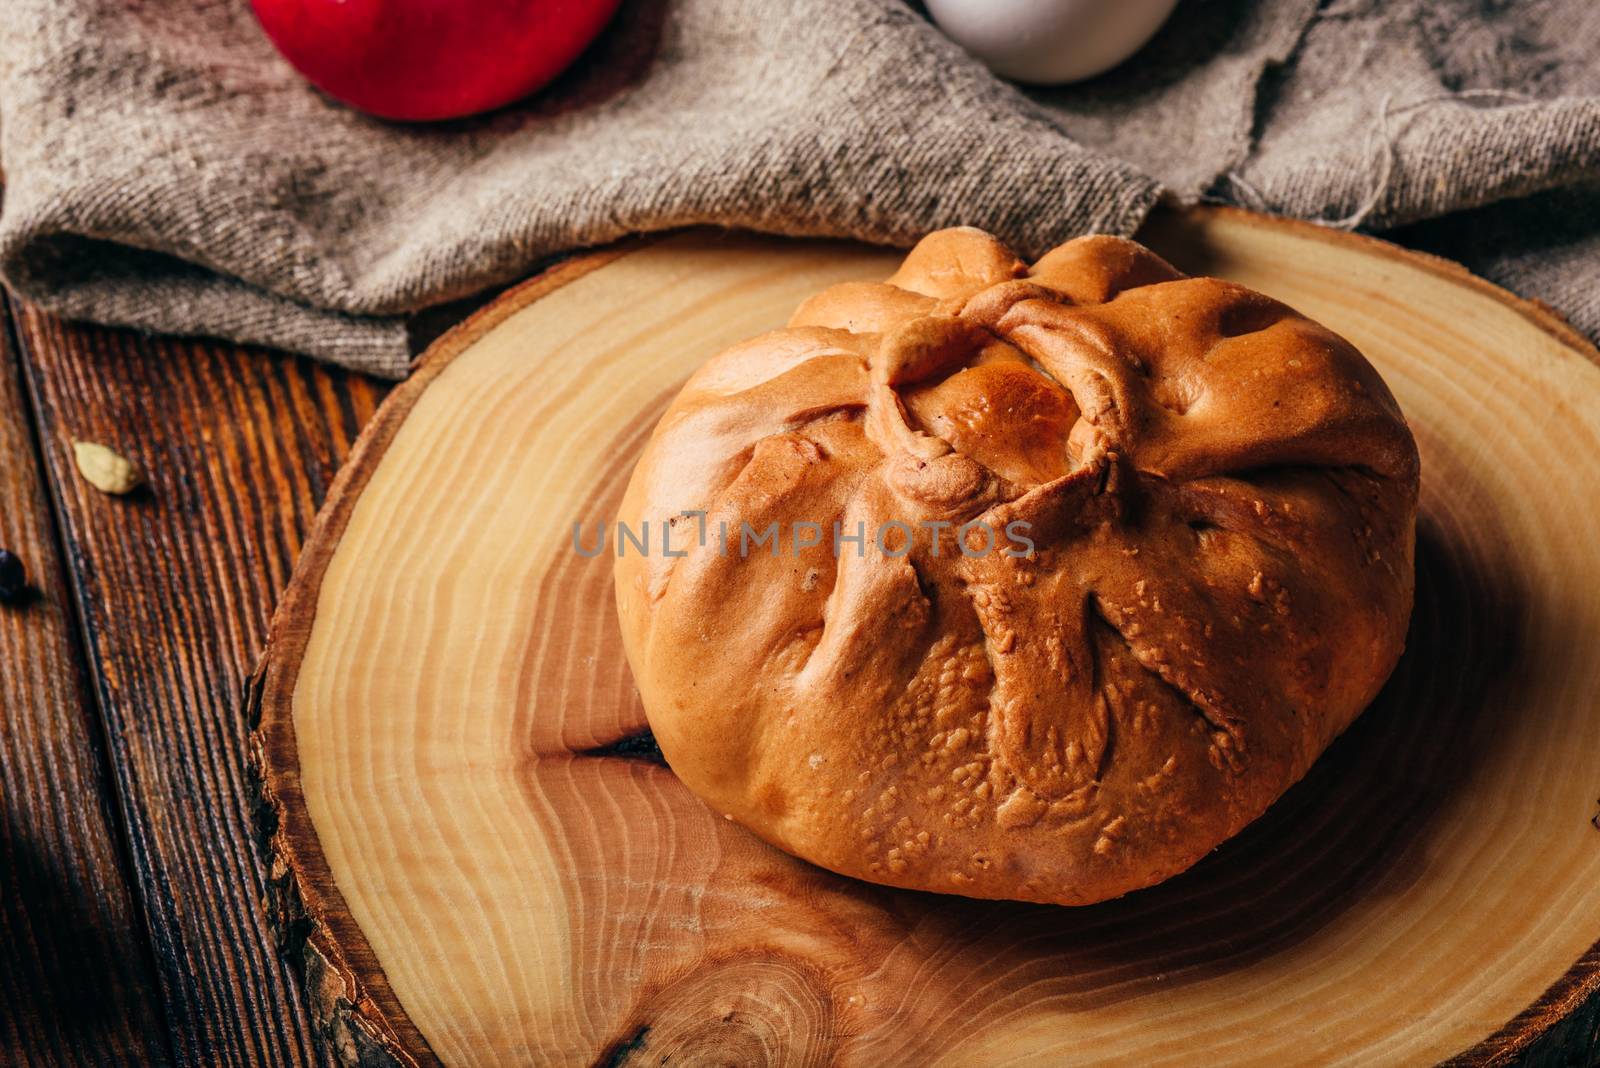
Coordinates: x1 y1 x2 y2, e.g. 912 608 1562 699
250 0 623 121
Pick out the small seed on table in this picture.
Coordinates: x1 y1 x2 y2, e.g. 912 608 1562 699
72 441 143 495
0 549 25 604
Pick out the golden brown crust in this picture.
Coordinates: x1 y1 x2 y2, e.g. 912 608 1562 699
615 227 1419 906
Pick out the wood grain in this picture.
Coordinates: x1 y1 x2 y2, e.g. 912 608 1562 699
253 216 1600 1066
0 298 172 1066
10 305 388 1067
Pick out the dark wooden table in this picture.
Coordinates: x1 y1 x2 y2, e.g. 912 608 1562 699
1 286 1596 1067
1 290 385 1066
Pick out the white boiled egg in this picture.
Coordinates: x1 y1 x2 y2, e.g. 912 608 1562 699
926 0 1180 85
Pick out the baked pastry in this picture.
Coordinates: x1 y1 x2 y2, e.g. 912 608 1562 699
615 228 1419 905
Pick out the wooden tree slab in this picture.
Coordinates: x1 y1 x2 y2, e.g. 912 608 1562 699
249 210 1600 1067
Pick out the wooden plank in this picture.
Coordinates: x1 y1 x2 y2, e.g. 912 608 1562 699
10 302 388 1067
1507 992 1599 1068
0 298 171 1066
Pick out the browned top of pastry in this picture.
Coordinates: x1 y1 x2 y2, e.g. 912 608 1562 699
615 228 1419 906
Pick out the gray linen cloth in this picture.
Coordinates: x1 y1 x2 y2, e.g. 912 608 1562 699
0 0 1596 378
